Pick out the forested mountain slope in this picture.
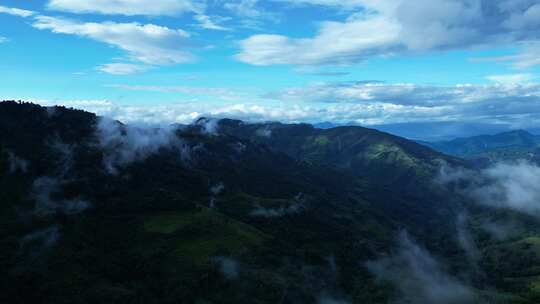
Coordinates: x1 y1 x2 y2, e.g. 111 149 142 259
1 101 540 303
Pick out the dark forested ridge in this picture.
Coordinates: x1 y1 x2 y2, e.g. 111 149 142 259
2 101 540 303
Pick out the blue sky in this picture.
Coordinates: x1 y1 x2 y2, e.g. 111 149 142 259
1 0 540 138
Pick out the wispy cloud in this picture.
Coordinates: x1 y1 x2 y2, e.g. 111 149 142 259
109 84 236 96
96 63 149 75
367 231 477 304
33 16 196 66
193 14 231 31
47 0 201 16
0 5 35 17
486 73 535 85
475 42 540 70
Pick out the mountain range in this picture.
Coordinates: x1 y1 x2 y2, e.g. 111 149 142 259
2 101 540 303
422 130 540 165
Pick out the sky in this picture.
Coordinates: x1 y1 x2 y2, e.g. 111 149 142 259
1 0 540 139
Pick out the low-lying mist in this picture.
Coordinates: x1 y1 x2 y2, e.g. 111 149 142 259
367 231 477 304
438 160 540 217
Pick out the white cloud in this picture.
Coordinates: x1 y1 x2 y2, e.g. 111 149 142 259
439 161 540 217
478 42 540 69
0 5 35 17
263 81 540 126
266 81 540 106
96 117 181 174
32 16 195 65
193 14 231 31
224 0 262 18
237 0 540 66
486 73 535 85
475 161 540 216
47 0 201 16
236 16 400 65
221 0 280 31
0 37 8 43
97 63 149 75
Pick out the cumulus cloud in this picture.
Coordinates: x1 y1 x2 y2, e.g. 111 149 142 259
47 0 201 16
237 0 540 66
96 117 181 173
439 161 540 217
33 16 195 65
0 5 35 17
236 16 400 65
96 63 149 75
366 231 477 304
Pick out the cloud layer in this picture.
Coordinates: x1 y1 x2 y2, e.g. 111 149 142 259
264 81 540 126
26 78 540 129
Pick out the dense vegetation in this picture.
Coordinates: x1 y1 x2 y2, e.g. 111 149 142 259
2 101 540 303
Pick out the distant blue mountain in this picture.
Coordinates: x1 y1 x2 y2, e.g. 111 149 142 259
314 121 528 142
420 130 540 162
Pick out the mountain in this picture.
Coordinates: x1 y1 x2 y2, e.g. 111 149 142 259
2 101 540 303
422 130 540 164
314 121 520 142
218 119 462 189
